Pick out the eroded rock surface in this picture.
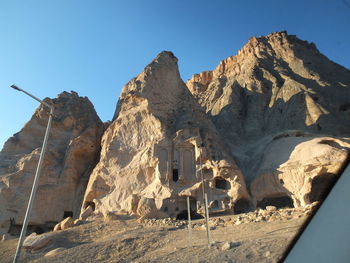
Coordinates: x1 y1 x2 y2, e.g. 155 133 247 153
82 51 250 219
0 92 104 233
187 31 350 208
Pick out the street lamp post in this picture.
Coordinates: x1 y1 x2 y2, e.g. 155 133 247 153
198 143 211 246
10 85 54 263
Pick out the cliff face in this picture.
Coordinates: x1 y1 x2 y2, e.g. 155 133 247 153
0 92 104 232
1 32 350 230
82 52 250 219
187 31 350 207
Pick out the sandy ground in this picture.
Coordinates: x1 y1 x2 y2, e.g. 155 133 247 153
0 211 308 263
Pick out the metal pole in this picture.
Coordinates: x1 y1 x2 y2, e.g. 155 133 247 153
187 196 192 247
204 193 212 246
10 85 54 263
198 145 211 246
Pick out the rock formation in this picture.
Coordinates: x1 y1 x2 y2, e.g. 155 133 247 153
1 31 350 228
82 51 250 219
187 31 350 208
0 92 104 233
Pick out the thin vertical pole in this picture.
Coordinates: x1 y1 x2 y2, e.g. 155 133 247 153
13 107 54 263
204 193 211 246
187 196 192 247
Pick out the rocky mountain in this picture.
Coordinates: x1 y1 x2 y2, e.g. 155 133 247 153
82 51 250 219
187 31 350 208
0 92 104 233
0 31 349 233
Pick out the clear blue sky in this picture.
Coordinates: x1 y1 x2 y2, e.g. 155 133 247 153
1 0 349 149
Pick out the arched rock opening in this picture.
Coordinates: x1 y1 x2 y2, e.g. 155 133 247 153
215 177 231 190
176 210 203 220
307 173 337 203
257 195 294 209
234 198 251 214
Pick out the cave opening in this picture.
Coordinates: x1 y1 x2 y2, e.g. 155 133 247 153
63 211 73 219
234 198 251 214
172 169 179 182
257 195 294 209
307 173 337 203
215 177 231 190
176 210 204 220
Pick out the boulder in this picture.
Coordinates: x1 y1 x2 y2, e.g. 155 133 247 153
60 217 74 230
80 205 93 220
23 232 53 251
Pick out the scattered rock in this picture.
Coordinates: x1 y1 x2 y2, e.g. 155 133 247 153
221 242 240 251
60 217 74 230
80 205 93 220
53 222 61 232
266 206 277 212
23 232 53 251
74 219 82 225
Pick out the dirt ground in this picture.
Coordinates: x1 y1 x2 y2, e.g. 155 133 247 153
0 211 308 263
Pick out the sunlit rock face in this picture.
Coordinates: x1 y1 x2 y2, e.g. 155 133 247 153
0 92 104 232
82 51 250 219
187 31 350 208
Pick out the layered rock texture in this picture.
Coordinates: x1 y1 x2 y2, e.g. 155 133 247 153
187 31 350 208
0 92 104 232
1 31 350 230
82 52 250 219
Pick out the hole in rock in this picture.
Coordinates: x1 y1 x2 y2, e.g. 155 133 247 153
176 210 204 220
215 178 231 190
172 169 179 182
257 196 294 209
233 198 251 214
307 173 337 203
63 211 73 219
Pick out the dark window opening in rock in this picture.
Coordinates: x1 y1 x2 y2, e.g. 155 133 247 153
215 178 231 190
33 226 45 234
257 196 294 209
84 201 96 211
339 103 350 112
176 210 204 220
209 200 219 209
234 198 251 214
163 207 168 212
172 169 179 182
63 211 73 219
280 179 284 185
307 173 337 203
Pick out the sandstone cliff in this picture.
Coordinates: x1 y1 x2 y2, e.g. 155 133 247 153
187 31 350 208
0 92 104 233
1 31 350 228
82 52 250 219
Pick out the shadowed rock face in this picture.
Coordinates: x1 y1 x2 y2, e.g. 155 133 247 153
0 91 104 231
82 51 250 219
187 31 350 207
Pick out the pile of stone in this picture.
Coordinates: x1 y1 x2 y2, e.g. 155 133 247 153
140 218 188 228
138 202 319 230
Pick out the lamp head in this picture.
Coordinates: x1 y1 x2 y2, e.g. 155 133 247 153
10 84 21 91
